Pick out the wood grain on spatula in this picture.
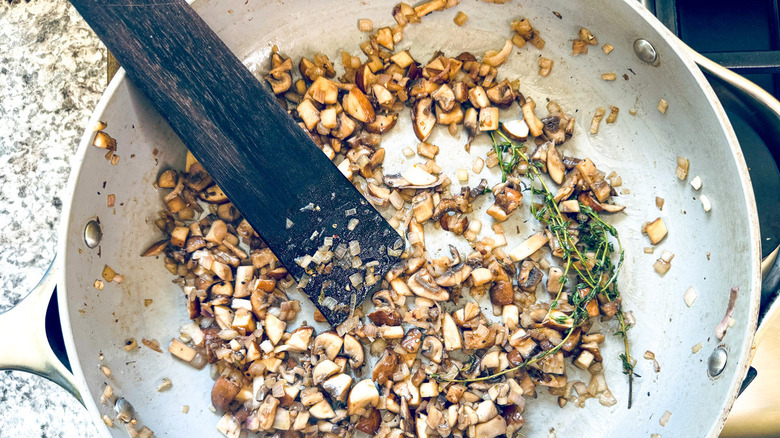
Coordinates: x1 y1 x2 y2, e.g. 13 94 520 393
69 0 401 325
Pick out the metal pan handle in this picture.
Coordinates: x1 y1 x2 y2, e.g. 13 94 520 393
0 257 83 403
688 48 780 335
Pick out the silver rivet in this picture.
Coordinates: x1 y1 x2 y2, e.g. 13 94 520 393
634 38 658 64
84 219 102 248
114 397 135 423
708 347 728 378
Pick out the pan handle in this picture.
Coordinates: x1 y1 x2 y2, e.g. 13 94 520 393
687 47 780 334
0 257 83 403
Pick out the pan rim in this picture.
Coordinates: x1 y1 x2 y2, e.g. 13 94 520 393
56 1 763 435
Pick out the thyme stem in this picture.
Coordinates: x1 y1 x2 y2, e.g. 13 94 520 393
435 129 634 409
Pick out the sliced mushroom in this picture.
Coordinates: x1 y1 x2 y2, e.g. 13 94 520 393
313 360 341 385
483 40 513 67
501 119 529 142
284 326 313 352
421 336 443 363
408 269 449 301
308 76 339 105
509 232 549 262
184 163 214 192
348 379 380 416
436 103 464 125
211 376 240 411
401 164 437 186
412 97 436 141
343 87 375 123
309 399 336 419
343 334 364 368
522 99 544 138
546 143 565 184
486 80 515 107
464 107 479 143
265 72 292 95
332 112 357 140
468 86 490 109
322 373 353 403
475 413 507 438
400 328 422 353
265 314 286 345
442 313 462 351
372 349 399 385
431 83 456 112
436 263 472 287
355 63 376 93
383 173 446 190
312 331 344 360
365 114 398 134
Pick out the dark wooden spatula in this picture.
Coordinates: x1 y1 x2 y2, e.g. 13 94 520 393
70 0 401 325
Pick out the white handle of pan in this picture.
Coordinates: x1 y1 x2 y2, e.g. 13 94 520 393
0 257 83 403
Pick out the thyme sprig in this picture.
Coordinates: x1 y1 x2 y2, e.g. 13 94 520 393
434 127 635 408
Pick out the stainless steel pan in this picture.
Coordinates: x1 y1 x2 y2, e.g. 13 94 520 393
0 0 771 436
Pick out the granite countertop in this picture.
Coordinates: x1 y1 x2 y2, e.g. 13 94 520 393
1 0 104 436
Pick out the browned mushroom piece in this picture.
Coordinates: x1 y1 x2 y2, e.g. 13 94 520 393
439 213 469 235
486 79 515 107
367 308 402 326
343 87 375 123
265 72 292 95
364 114 398 134
489 280 514 305
400 328 422 353
354 63 376 93
464 107 479 143
431 83 456 111
211 376 240 411
487 185 523 222
184 163 213 192
412 97 436 141
372 349 398 385
518 260 544 291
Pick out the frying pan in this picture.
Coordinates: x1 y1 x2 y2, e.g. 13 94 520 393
0 0 771 436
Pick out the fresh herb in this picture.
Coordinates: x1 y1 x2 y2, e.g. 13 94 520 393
434 127 635 409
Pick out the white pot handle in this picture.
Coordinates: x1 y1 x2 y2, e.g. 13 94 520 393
0 257 83 403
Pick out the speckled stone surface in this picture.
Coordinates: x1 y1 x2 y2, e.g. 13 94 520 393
0 0 104 436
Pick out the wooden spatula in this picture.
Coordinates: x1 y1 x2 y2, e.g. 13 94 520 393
70 0 401 325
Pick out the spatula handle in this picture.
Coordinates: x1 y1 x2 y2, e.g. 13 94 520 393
69 0 400 324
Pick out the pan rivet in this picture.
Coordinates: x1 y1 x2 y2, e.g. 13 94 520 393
708 347 728 378
114 397 136 423
84 219 102 248
633 39 658 64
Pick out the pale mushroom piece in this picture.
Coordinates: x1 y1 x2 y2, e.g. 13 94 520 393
309 399 336 419
658 98 669 114
684 286 697 307
312 331 344 360
343 334 364 368
501 119 529 141
483 39 513 67
264 314 286 345
402 164 437 186
322 373 353 402
358 18 373 32
645 217 668 244
701 194 712 212
347 379 380 415
412 97 436 141
474 415 507 438
690 175 702 190
442 313 462 351
676 156 689 180
169 338 197 362
312 360 341 386
509 232 549 262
